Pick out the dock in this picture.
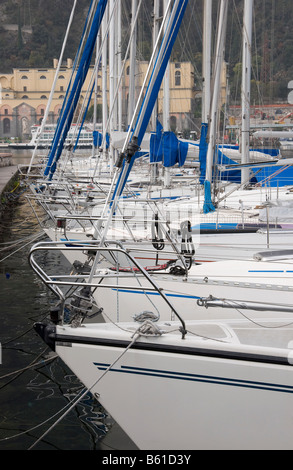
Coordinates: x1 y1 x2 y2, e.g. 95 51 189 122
0 154 18 197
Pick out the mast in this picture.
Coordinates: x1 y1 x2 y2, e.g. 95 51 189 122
151 0 160 130
89 0 189 269
44 0 108 180
163 0 171 187
150 0 161 183
203 0 228 213
116 0 122 131
128 0 138 125
202 0 212 124
28 0 78 173
109 0 116 173
102 5 108 161
92 31 100 158
241 0 253 186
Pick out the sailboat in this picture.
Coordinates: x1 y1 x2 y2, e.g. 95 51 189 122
32 0 293 451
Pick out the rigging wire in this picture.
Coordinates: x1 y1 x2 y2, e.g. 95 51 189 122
0 231 44 264
27 326 144 450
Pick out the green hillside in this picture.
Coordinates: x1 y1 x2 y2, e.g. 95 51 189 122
0 0 292 103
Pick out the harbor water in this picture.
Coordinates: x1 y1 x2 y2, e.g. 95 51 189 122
0 151 137 450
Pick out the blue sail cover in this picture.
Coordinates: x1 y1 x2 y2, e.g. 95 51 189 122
44 0 108 180
112 0 189 200
199 123 209 184
150 121 188 167
150 119 163 163
93 130 110 149
251 165 293 186
162 132 188 167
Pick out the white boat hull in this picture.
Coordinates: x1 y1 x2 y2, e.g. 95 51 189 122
92 259 293 323
35 320 293 449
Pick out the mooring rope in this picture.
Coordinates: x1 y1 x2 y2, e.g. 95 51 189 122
27 323 150 450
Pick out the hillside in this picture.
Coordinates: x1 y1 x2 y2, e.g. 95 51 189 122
0 0 89 72
0 0 292 103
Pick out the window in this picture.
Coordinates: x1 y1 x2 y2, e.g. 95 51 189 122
175 70 181 86
3 118 10 134
4 109 8 115
40 109 45 116
59 75 65 79
23 86 27 92
59 95 64 99
22 95 29 99
40 75 46 80
21 75 28 80
40 95 47 99
60 86 64 92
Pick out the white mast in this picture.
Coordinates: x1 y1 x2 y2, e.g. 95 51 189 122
205 0 228 187
128 0 138 125
109 0 116 173
202 0 212 124
116 0 122 131
102 5 108 161
241 0 253 186
27 0 78 173
151 0 160 130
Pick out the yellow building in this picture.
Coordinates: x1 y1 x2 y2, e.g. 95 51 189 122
0 59 197 141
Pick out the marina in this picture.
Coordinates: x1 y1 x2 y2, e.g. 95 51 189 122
2 0 293 451
0 188 137 450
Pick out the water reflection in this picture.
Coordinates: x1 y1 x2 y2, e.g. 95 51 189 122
0 191 136 450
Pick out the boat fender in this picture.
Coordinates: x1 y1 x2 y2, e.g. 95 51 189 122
152 213 165 250
180 220 195 256
34 323 56 351
50 305 62 324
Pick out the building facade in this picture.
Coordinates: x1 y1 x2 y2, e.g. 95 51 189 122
0 59 197 142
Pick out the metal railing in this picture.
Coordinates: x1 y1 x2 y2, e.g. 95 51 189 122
28 239 187 337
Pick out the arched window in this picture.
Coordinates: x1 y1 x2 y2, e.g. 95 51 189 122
59 75 65 79
175 71 181 86
22 95 29 99
3 118 11 134
59 95 64 99
40 75 46 80
21 75 28 80
40 95 47 99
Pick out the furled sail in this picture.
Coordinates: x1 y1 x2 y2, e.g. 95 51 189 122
110 0 189 204
44 0 108 180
